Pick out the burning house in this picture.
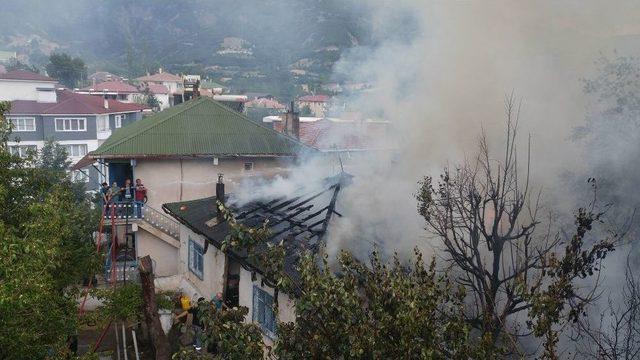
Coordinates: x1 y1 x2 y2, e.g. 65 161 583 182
162 172 351 343
76 96 316 278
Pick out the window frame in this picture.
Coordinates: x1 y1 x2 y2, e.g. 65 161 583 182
252 285 276 337
63 144 88 158
9 145 37 158
188 238 204 280
114 114 123 129
71 170 90 183
54 117 87 132
97 115 110 132
9 117 36 132
244 162 254 171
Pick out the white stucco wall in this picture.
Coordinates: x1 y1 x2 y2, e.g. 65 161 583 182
156 94 170 110
136 228 178 277
127 156 294 285
239 267 296 345
132 157 294 210
179 226 227 300
0 80 56 101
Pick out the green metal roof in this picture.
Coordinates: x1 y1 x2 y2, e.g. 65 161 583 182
200 80 227 89
91 97 313 158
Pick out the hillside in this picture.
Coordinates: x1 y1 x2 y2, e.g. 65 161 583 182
0 0 371 99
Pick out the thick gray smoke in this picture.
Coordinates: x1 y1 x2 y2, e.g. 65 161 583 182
321 0 640 256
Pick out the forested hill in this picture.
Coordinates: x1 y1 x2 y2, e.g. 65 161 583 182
0 0 371 97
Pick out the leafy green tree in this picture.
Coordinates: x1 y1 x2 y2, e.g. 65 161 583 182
299 104 313 117
46 52 87 88
196 302 264 360
416 98 616 357
275 250 481 359
38 138 70 171
139 86 161 111
5 58 40 73
0 102 99 359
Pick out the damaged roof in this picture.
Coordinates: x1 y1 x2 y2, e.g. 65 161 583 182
163 172 351 290
90 96 315 158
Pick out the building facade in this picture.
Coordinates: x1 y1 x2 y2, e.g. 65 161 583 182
297 94 330 117
82 97 314 278
136 70 184 107
7 88 147 184
0 70 57 102
162 173 347 345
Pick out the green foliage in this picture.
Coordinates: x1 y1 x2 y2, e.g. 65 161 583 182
156 290 178 310
523 206 615 359
5 58 40 73
46 52 87 88
139 86 161 111
218 202 290 291
299 104 313 116
218 201 271 253
38 138 71 171
171 347 216 360
195 301 263 360
91 283 143 323
0 103 99 359
275 249 483 359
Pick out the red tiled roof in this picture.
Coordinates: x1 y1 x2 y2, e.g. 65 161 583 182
144 83 170 94
0 70 56 82
10 100 53 114
272 117 391 151
136 72 182 82
246 98 286 109
298 94 330 102
81 80 139 93
9 89 148 115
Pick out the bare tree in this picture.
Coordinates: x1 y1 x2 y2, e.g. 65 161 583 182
573 254 640 359
416 95 615 356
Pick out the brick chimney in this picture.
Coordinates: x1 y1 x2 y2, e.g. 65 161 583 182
284 100 300 139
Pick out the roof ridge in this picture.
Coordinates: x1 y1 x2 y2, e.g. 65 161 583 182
204 97 316 151
95 98 205 154
42 96 84 114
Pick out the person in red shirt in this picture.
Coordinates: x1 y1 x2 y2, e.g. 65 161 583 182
134 178 147 218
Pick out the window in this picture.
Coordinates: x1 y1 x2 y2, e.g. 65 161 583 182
115 115 123 129
9 145 37 158
97 115 109 132
71 170 89 183
10 117 36 132
188 238 204 279
244 162 254 171
55 118 86 132
63 144 88 157
253 286 276 336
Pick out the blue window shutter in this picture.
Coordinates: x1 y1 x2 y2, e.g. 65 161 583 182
265 292 274 332
188 240 193 271
252 286 259 323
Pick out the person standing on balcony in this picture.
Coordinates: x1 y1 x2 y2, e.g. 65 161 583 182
106 182 120 217
121 179 134 202
134 178 147 218
100 182 109 213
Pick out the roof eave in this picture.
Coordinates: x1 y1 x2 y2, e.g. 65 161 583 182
88 153 301 160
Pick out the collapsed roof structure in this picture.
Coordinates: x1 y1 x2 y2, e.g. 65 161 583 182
163 172 352 290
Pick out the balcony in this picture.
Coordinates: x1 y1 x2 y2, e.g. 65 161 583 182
103 201 180 239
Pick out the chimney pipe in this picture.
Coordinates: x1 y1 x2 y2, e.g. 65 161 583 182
216 173 225 201
216 173 225 222
103 89 109 109
285 100 300 139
